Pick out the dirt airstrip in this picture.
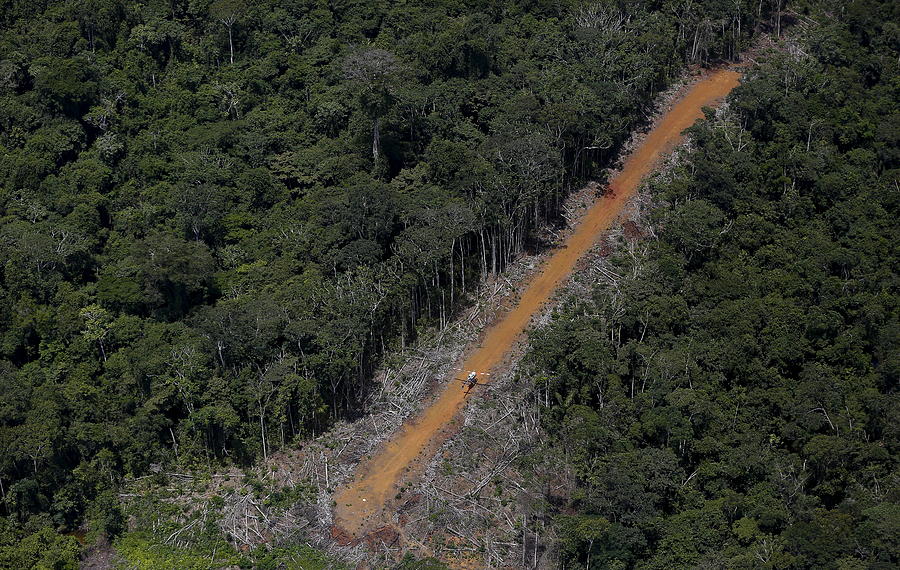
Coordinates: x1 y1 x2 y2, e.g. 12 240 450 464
334 68 742 539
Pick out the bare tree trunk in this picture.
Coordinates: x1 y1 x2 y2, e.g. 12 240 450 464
461 238 466 294
228 26 234 64
480 229 488 280
372 117 381 160
449 238 455 305
691 25 700 61
491 229 497 275
259 404 267 461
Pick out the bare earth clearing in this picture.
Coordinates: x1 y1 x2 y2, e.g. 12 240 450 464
333 69 743 541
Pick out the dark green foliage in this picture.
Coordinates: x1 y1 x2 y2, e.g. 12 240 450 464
0 0 766 552
527 3 899 567
0 520 81 569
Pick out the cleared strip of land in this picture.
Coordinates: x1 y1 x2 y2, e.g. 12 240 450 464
334 68 742 538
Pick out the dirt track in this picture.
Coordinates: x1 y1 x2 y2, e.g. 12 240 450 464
333 68 742 538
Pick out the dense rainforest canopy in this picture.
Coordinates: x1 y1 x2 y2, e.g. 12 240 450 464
526 0 899 567
0 0 765 558
1 0 894 567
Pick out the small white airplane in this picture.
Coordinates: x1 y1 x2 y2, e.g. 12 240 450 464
452 369 490 392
